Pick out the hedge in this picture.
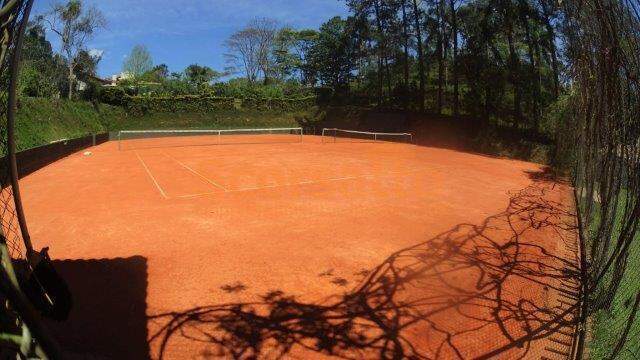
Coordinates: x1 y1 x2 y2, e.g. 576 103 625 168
126 95 236 115
99 87 316 115
241 96 316 112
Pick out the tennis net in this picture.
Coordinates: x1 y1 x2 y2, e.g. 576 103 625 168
321 128 413 144
118 127 304 150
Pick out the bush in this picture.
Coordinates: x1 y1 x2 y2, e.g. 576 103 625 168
241 96 316 112
80 79 103 104
97 81 317 115
126 95 236 115
19 64 58 98
100 87 128 106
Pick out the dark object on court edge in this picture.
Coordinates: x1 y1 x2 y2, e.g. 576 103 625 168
21 247 73 321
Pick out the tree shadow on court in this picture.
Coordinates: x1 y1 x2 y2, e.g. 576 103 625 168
44 256 150 359
149 179 580 359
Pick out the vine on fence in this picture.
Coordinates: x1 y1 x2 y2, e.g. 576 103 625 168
562 0 640 358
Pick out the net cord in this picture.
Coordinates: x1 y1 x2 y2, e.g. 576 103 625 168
321 128 413 143
118 127 304 150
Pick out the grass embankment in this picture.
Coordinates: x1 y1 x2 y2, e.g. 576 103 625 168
16 98 122 151
15 97 305 151
584 189 640 359
104 109 301 132
15 97 554 164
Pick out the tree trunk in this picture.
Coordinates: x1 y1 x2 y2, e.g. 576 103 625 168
503 1 521 122
412 0 426 113
377 56 384 106
449 0 459 116
520 2 541 130
437 0 447 114
401 1 410 109
540 0 560 99
68 63 74 100
506 30 521 121
401 1 410 90
374 0 385 105
484 46 491 118
385 56 392 97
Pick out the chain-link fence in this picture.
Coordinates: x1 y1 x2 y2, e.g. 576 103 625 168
561 0 640 358
0 0 62 358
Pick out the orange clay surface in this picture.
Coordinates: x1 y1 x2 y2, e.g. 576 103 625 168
20 135 580 359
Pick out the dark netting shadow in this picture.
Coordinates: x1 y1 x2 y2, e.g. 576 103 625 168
149 181 580 359
44 256 150 359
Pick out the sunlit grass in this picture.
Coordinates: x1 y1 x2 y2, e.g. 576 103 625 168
585 189 640 359
15 97 307 151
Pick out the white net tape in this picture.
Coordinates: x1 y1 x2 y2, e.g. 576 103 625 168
321 128 413 144
118 127 304 150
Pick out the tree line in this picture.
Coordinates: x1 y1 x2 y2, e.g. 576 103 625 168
21 0 565 133
222 0 563 132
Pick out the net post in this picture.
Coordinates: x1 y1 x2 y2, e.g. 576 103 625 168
92 133 96 146
118 131 121 151
299 127 303 143
374 133 377 142
218 130 221 145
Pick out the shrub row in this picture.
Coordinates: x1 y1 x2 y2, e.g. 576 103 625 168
100 87 316 115
241 96 316 112
126 95 236 115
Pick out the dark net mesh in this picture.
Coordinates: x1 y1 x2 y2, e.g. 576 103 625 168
562 0 640 358
0 1 64 358
0 0 33 262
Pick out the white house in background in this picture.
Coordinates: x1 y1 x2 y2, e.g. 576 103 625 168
109 72 134 86
74 75 112 91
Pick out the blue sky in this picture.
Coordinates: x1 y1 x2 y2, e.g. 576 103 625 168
32 0 349 78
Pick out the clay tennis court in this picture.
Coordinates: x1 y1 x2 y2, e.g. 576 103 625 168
18 131 580 359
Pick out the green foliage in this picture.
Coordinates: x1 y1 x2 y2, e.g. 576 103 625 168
122 92 315 115
74 49 101 81
100 76 317 113
104 109 303 132
209 78 313 98
99 86 129 106
583 190 640 360
126 95 236 115
240 96 316 112
150 64 169 80
18 64 58 98
184 64 220 86
79 79 103 103
13 98 313 151
41 0 107 99
20 23 66 97
14 97 123 151
156 77 195 96
306 17 358 89
542 93 578 170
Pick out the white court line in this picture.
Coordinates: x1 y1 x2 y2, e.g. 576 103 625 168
135 151 169 199
173 170 424 199
162 151 229 192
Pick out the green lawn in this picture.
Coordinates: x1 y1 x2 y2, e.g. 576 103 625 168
585 189 640 359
